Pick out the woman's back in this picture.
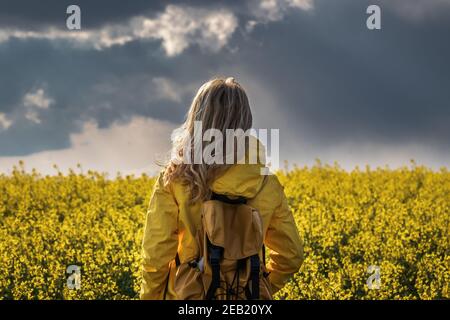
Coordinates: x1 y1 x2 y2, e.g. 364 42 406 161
140 77 303 299
141 162 303 299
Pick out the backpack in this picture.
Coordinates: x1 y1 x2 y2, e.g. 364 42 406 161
173 190 273 300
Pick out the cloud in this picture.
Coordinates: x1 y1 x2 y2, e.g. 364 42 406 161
0 0 449 172
152 77 189 103
23 88 53 109
232 0 450 149
0 87 54 131
0 113 13 130
245 0 313 32
0 5 238 57
265 0 314 18
84 74 197 125
22 88 54 124
260 0 313 21
0 116 177 176
285 139 450 170
137 5 238 56
380 0 450 21
248 0 313 25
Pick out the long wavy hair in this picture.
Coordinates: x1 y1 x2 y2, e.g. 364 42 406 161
163 77 253 202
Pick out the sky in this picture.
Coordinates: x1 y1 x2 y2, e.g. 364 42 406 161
0 0 449 175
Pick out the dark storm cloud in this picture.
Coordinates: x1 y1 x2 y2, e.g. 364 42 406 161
231 0 450 148
0 0 158 29
0 37 229 155
0 0 449 164
0 0 244 29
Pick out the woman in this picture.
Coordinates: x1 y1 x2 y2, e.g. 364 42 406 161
140 77 303 299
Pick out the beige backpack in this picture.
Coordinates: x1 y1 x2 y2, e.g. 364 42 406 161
174 191 273 300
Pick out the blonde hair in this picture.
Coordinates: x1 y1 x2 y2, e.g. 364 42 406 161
163 77 253 202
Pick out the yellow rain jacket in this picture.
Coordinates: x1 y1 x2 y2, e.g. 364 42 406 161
140 163 304 300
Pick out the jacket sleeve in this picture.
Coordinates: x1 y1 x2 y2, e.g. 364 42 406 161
264 179 304 294
140 173 179 300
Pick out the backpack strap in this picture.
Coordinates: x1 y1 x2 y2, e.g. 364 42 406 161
249 254 260 299
262 244 266 266
205 242 223 300
210 192 247 204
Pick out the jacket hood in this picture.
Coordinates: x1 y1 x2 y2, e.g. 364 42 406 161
211 163 266 198
211 137 267 198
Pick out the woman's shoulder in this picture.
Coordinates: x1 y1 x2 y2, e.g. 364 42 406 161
256 174 285 202
153 169 186 194
264 173 284 190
